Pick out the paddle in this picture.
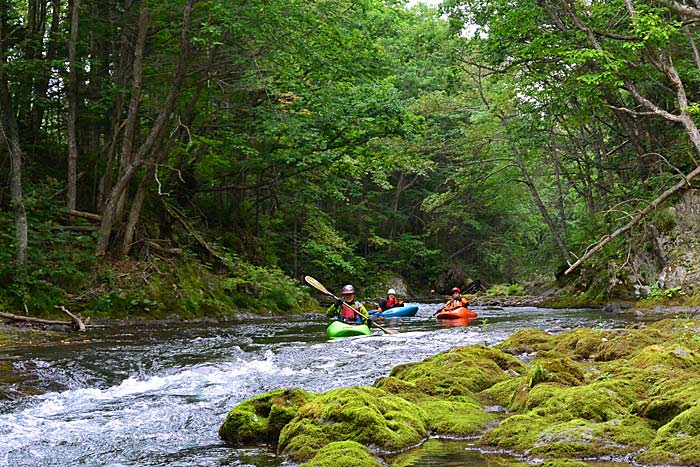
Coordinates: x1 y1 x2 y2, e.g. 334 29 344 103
304 275 397 335
431 306 445 318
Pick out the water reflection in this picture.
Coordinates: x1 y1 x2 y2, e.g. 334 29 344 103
437 317 478 328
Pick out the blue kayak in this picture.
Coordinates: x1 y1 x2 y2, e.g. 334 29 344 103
369 305 419 319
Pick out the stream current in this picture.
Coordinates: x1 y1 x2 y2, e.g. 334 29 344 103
0 303 645 467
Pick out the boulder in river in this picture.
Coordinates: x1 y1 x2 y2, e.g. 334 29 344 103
218 387 315 445
278 386 428 462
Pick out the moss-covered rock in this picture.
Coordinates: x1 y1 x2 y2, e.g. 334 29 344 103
419 395 496 435
481 376 524 408
299 440 382 467
593 318 699 361
219 388 315 445
529 351 586 386
635 376 700 427
278 386 428 462
535 460 595 467
526 416 655 458
377 345 527 398
218 318 700 466
553 328 614 361
637 405 700 465
480 413 555 451
533 380 641 422
495 328 556 355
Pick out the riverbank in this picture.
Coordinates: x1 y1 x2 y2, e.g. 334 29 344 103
220 315 700 467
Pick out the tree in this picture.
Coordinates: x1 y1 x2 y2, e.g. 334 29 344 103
1 0 29 274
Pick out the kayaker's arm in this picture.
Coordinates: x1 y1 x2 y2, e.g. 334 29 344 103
326 300 342 318
357 303 371 326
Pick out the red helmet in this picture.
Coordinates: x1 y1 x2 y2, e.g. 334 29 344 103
451 287 461 294
341 284 355 295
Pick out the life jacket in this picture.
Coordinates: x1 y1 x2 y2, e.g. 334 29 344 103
446 296 468 310
340 301 362 320
386 296 398 308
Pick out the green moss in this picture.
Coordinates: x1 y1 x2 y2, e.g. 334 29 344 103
527 416 655 458
480 413 554 450
535 460 594 467
219 388 315 445
82 257 316 319
278 386 428 462
637 405 700 466
553 328 614 361
530 351 585 386
533 380 641 422
636 377 700 427
299 441 382 467
481 377 524 408
509 382 562 413
418 396 495 435
593 319 698 362
378 345 527 398
627 344 700 369
495 328 556 354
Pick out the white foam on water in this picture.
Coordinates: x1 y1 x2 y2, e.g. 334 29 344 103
0 350 313 467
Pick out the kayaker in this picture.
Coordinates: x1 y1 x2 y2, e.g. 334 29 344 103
327 284 370 324
439 287 469 312
376 288 404 313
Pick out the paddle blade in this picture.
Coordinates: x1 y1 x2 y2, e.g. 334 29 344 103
304 275 333 297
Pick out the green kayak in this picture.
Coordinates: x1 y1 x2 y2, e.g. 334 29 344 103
326 320 371 338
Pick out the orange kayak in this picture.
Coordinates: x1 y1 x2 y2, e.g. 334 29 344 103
436 306 477 320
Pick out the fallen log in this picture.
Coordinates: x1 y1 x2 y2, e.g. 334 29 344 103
55 305 87 332
0 311 71 326
0 307 91 331
146 240 183 255
66 209 102 222
565 168 700 275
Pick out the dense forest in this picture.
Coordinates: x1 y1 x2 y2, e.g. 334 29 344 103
3 0 700 317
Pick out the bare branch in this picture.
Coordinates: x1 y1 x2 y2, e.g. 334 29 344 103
657 0 700 19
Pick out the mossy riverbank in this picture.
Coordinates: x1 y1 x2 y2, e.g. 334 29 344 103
220 317 700 467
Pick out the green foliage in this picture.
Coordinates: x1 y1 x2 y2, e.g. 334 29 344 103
528 362 552 388
8 0 700 311
0 182 97 315
651 209 677 234
486 283 526 297
647 285 686 301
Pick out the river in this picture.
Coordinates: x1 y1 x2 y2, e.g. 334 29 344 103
0 303 645 467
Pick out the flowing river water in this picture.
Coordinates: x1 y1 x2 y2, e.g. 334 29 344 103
0 303 647 467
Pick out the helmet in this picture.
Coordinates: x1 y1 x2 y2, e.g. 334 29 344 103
341 284 355 295
387 288 396 295
451 287 461 294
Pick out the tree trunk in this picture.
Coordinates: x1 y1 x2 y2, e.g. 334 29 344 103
0 21 29 273
97 0 132 210
120 165 154 256
562 0 700 274
565 166 700 275
96 0 194 257
512 139 572 265
31 0 61 138
114 4 149 223
66 0 81 210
